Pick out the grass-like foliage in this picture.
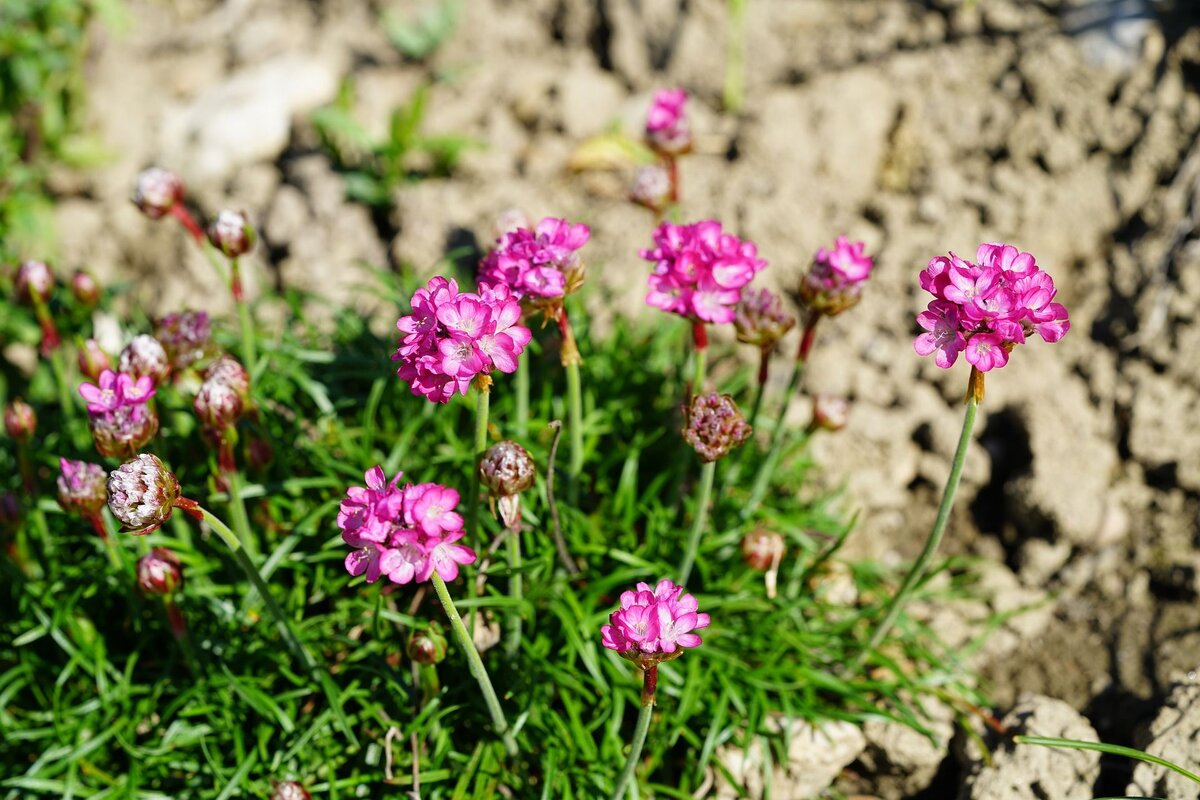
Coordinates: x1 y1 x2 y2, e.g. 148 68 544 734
0 247 989 797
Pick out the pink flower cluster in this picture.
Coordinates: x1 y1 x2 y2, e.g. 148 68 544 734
797 236 875 317
479 217 590 300
393 277 532 403
645 89 691 155
601 579 709 666
339 466 476 584
915 243 1070 372
78 369 159 458
80 369 155 413
643 221 767 324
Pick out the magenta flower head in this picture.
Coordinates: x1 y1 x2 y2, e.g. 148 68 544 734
734 287 797 350
393 277 532 403
136 547 184 596
133 167 184 220
795 236 874 318
119 335 172 384
155 311 214 371
683 392 752 463
601 579 709 669
643 221 767 325
914 243 1069 376
4 399 36 441
79 370 159 459
57 458 109 518
479 217 591 314
645 89 691 156
70 270 100 307
479 440 535 528
270 781 312 800
14 260 54 304
107 454 181 534
338 466 477 585
207 209 256 258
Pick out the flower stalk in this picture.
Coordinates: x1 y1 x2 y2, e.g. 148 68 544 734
610 665 657 800
859 376 980 664
678 461 715 588
561 311 585 502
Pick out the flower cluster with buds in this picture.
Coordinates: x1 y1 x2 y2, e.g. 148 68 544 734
734 288 796 351
56 458 108 519
79 370 159 458
71 270 100 306
338 466 477 585
683 393 752 462
393 277 532 403
119 334 171 384
107 454 181 533
136 547 184 596
643 221 767 324
479 440 535 529
915 242 1070 372
479 217 591 312
14 260 53 304
207 210 255 258
601 579 709 669
156 311 213 371
133 167 185 220
810 394 850 432
4 399 36 441
796 236 875 318
645 89 691 156
408 622 449 665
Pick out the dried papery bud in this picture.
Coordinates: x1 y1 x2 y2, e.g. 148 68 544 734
270 781 312 800
14 260 54 304
119 335 171 384
811 394 850 432
492 207 532 240
207 209 256 258
407 623 448 665
734 288 796 350
133 167 184 220
78 339 113 382
630 164 672 212
90 404 159 459
204 355 250 399
4 399 36 441
70 270 100 306
107 454 181 533
479 440 535 529
194 377 244 429
136 547 184 595
682 393 752 463
57 458 109 518
155 311 213 370
742 529 785 571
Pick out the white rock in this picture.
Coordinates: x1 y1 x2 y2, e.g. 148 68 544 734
716 717 866 799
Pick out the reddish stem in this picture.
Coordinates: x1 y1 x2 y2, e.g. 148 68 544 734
230 259 244 302
174 497 204 522
165 598 187 641
757 346 770 386
641 664 659 706
692 321 708 350
666 157 679 205
796 316 819 362
89 513 109 542
170 203 205 243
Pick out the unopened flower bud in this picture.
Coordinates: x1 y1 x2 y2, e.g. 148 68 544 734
207 210 256 257
270 781 312 800
70 270 100 306
90 404 159 459
106 454 180 533
735 288 796 349
133 167 184 220
194 377 244 429
682 393 752 463
14 260 53 304
742 529 786 571
479 440 535 528
119 335 171 384
811 394 850 432
137 547 184 595
155 311 213 371
78 339 113 382
630 164 672 212
57 458 108 518
4 399 36 441
204 355 250 399
408 622 448 665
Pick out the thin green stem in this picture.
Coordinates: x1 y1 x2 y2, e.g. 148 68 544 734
468 385 490 634
430 573 518 756
741 358 805 519
677 459 716 587
225 468 260 558
566 359 584 503
49 346 75 423
610 668 657 800
194 504 358 745
232 258 257 371
505 525 523 658
1014 735 1200 785
515 351 529 439
859 393 979 664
